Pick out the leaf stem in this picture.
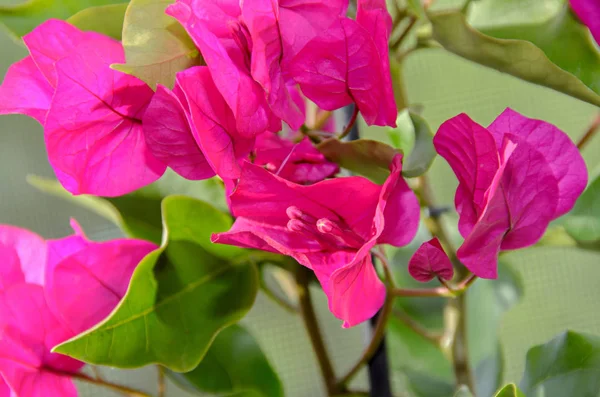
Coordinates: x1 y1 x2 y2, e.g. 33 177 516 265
339 106 359 140
392 308 443 345
576 112 600 150
391 16 417 50
260 274 298 314
157 366 165 397
296 266 339 396
51 370 152 397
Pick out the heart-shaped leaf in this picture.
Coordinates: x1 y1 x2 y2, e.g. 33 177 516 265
53 196 258 371
67 4 127 40
112 0 204 89
520 331 600 397
389 110 436 178
169 325 283 397
0 0 129 38
429 10 600 108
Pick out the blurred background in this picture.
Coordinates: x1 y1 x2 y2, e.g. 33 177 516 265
1 0 599 396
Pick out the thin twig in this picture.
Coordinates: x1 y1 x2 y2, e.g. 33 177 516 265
392 308 443 345
339 106 359 140
577 113 600 150
313 110 333 131
391 16 417 50
296 266 339 396
157 366 166 397
260 275 298 314
52 370 152 397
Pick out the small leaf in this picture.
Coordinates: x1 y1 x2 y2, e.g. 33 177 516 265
429 10 600 108
454 386 474 397
169 325 283 397
28 170 227 244
563 175 600 243
388 111 436 178
0 0 129 38
317 138 399 184
54 196 257 371
112 0 204 89
67 4 127 40
520 331 600 397
388 110 415 156
494 384 525 397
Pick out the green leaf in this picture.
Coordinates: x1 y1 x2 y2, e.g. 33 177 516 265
54 196 257 371
28 170 227 244
520 331 600 397
563 175 600 243
0 0 129 38
317 138 399 184
468 0 563 27
494 383 525 397
454 386 474 397
169 325 283 397
388 110 436 178
466 263 523 397
429 10 600 108
67 3 127 40
112 0 204 89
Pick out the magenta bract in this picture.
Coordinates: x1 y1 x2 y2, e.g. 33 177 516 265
212 155 419 327
434 108 588 279
408 238 454 282
570 0 600 45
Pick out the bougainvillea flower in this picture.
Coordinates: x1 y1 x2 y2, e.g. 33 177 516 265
289 0 397 127
253 133 339 184
434 108 587 279
0 20 166 196
0 222 157 396
570 0 600 45
213 155 419 327
144 66 254 180
408 238 454 282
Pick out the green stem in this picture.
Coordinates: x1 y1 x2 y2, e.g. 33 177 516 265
52 370 152 397
157 366 166 397
449 294 476 391
393 308 443 345
577 112 600 150
260 275 298 314
296 267 339 396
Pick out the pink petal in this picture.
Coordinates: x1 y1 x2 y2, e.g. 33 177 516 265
356 0 397 126
23 20 91 88
44 37 166 196
177 67 255 179
0 377 8 397
279 0 349 68
242 0 304 129
376 155 420 247
45 238 157 335
0 226 46 286
458 139 559 278
408 238 454 282
487 108 588 218
570 0 600 45
143 85 215 180
289 17 388 126
0 244 25 292
0 284 81 372
167 0 277 136
433 114 500 237
0 56 53 124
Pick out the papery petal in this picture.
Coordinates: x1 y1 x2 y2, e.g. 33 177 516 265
0 57 53 124
433 114 500 237
289 17 388 126
177 67 254 179
168 0 277 136
408 238 454 282
0 245 25 292
458 139 559 278
45 238 156 335
0 284 80 372
570 0 600 45
143 85 215 180
356 0 397 126
279 0 349 67
376 155 420 246
0 226 46 286
23 19 93 88
44 37 166 196
228 161 379 237
242 0 304 129
487 108 588 218
4 369 77 397
0 377 8 397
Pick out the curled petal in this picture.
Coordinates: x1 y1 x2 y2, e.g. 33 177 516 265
0 226 46 286
408 238 454 282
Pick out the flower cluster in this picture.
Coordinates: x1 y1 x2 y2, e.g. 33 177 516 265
0 220 156 396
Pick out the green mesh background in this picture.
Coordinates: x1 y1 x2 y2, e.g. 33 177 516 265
1 0 600 395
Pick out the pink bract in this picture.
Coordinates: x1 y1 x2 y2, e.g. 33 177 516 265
0 20 166 197
0 222 157 396
570 0 600 45
408 238 454 282
212 154 419 327
434 108 587 279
